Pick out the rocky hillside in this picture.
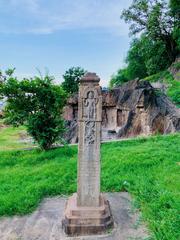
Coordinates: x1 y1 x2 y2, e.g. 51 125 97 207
63 79 180 143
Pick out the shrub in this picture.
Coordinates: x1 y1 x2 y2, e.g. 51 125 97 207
0 69 67 150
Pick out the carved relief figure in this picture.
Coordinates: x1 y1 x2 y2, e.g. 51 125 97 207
83 91 97 145
83 91 98 120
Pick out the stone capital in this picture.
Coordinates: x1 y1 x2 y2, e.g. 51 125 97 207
80 72 100 83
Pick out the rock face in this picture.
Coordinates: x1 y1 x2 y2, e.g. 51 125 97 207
63 80 180 143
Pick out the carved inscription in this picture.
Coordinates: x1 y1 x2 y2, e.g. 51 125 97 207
85 121 95 144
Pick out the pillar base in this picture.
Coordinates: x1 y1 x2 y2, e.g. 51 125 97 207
62 193 114 236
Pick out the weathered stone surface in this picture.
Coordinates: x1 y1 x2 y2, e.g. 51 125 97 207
0 192 149 240
62 193 113 236
63 79 180 143
77 73 102 207
62 72 114 236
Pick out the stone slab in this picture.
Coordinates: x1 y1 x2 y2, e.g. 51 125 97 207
0 192 149 240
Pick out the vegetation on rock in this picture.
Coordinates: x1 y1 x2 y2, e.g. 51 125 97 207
144 67 180 107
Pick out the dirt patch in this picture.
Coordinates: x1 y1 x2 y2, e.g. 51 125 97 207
0 123 7 130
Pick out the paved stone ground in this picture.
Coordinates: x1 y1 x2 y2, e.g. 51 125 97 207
0 192 149 240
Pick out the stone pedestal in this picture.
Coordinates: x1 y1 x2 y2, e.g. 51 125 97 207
62 193 113 236
62 73 114 236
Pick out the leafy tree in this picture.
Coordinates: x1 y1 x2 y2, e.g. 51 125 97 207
110 0 180 88
170 0 180 51
110 38 147 87
121 0 179 63
0 70 66 150
110 37 148 87
125 38 148 79
142 38 172 74
170 0 180 23
62 67 86 95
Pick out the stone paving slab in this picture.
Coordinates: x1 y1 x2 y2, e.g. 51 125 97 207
0 192 149 240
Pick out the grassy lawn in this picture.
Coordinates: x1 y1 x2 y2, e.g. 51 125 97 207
0 133 179 239
0 120 35 151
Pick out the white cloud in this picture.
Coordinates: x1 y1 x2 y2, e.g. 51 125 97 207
0 0 132 35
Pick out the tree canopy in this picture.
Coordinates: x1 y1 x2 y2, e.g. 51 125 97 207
121 0 179 62
110 0 180 87
62 67 86 95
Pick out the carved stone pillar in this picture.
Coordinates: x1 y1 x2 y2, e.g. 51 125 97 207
62 73 114 236
77 73 102 207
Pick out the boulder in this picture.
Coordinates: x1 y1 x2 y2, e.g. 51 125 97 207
63 80 180 143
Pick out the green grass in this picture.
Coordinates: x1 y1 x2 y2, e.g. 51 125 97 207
144 70 174 84
0 134 179 239
0 120 35 150
171 61 180 70
167 81 180 108
144 70 180 107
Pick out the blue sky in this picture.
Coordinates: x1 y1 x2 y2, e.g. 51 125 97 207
0 0 132 86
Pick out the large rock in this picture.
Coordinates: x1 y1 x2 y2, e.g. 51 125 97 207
63 80 180 143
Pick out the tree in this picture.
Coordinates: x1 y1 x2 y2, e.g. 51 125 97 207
110 0 180 88
170 0 180 52
109 33 171 87
141 36 172 74
170 0 180 23
0 70 67 150
110 37 148 87
110 68 129 88
62 67 86 95
121 0 179 63
125 38 148 79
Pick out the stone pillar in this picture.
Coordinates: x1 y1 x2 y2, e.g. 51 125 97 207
77 73 102 207
62 73 114 236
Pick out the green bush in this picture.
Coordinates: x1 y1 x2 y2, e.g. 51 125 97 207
109 68 130 87
0 70 67 150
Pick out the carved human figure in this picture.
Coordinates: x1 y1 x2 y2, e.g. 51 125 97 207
84 91 97 120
